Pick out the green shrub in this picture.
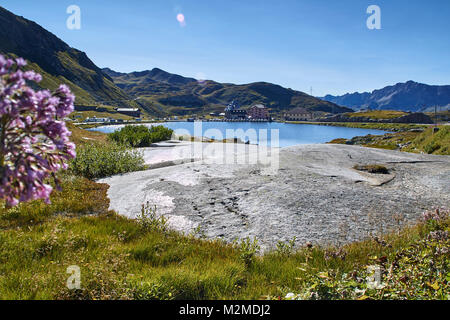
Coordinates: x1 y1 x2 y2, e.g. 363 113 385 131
70 142 145 179
136 202 168 233
276 237 297 256
424 142 441 154
108 125 174 148
235 237 260 268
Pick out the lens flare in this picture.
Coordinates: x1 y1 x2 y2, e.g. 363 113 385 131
176 13 186 27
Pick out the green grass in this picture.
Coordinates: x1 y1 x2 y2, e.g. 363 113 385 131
345 110 408 120
67 122 109 146
0 175 110 230
71 109 134 122
404 126 450 155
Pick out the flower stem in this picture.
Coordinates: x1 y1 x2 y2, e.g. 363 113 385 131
0 116 7 168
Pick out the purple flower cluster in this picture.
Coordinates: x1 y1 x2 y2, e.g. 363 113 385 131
0 55 76 206
422 207 449 223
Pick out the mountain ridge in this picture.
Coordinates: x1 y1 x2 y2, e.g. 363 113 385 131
321 80 450 112
0 6 137 108
103 67 351 117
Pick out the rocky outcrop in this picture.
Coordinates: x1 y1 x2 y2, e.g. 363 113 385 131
99 143 450 249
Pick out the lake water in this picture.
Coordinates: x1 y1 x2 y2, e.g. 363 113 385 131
92 122 388 148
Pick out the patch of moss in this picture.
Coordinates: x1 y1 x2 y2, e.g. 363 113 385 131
354 164 389 174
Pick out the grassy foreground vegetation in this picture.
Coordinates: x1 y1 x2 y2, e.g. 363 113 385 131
70 142 145 179
109 125 174 148
68 124 176 180
0 125 448 300
67 123 146 180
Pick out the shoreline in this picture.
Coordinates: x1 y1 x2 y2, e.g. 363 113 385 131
79 119 432 132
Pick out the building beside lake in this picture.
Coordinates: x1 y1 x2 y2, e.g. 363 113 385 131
248 104 270 120
116 108 141 118
84 116 124 124
284 107 315 121
225 101 247 120
85 116 110 123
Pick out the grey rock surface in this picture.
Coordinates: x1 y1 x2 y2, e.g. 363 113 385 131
99 143 450 250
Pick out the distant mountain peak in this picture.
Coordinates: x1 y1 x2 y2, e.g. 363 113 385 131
108 67 197 86
321 81 450 112
151 67 165 73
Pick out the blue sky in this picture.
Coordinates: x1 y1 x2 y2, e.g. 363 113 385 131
2 0 449 95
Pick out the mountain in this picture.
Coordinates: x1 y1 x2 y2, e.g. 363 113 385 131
102 68 351 117
0 6 137 108
322 81 450 112
0 5 348 117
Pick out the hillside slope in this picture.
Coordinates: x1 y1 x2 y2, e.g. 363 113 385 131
322 81 450 112
0 6 136 108
103 68 351 117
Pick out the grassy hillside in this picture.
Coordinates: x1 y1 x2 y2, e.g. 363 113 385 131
346 110 408 120
404 126 450 155
104 68 352 117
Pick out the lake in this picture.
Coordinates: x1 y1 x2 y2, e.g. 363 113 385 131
91 122 389 148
